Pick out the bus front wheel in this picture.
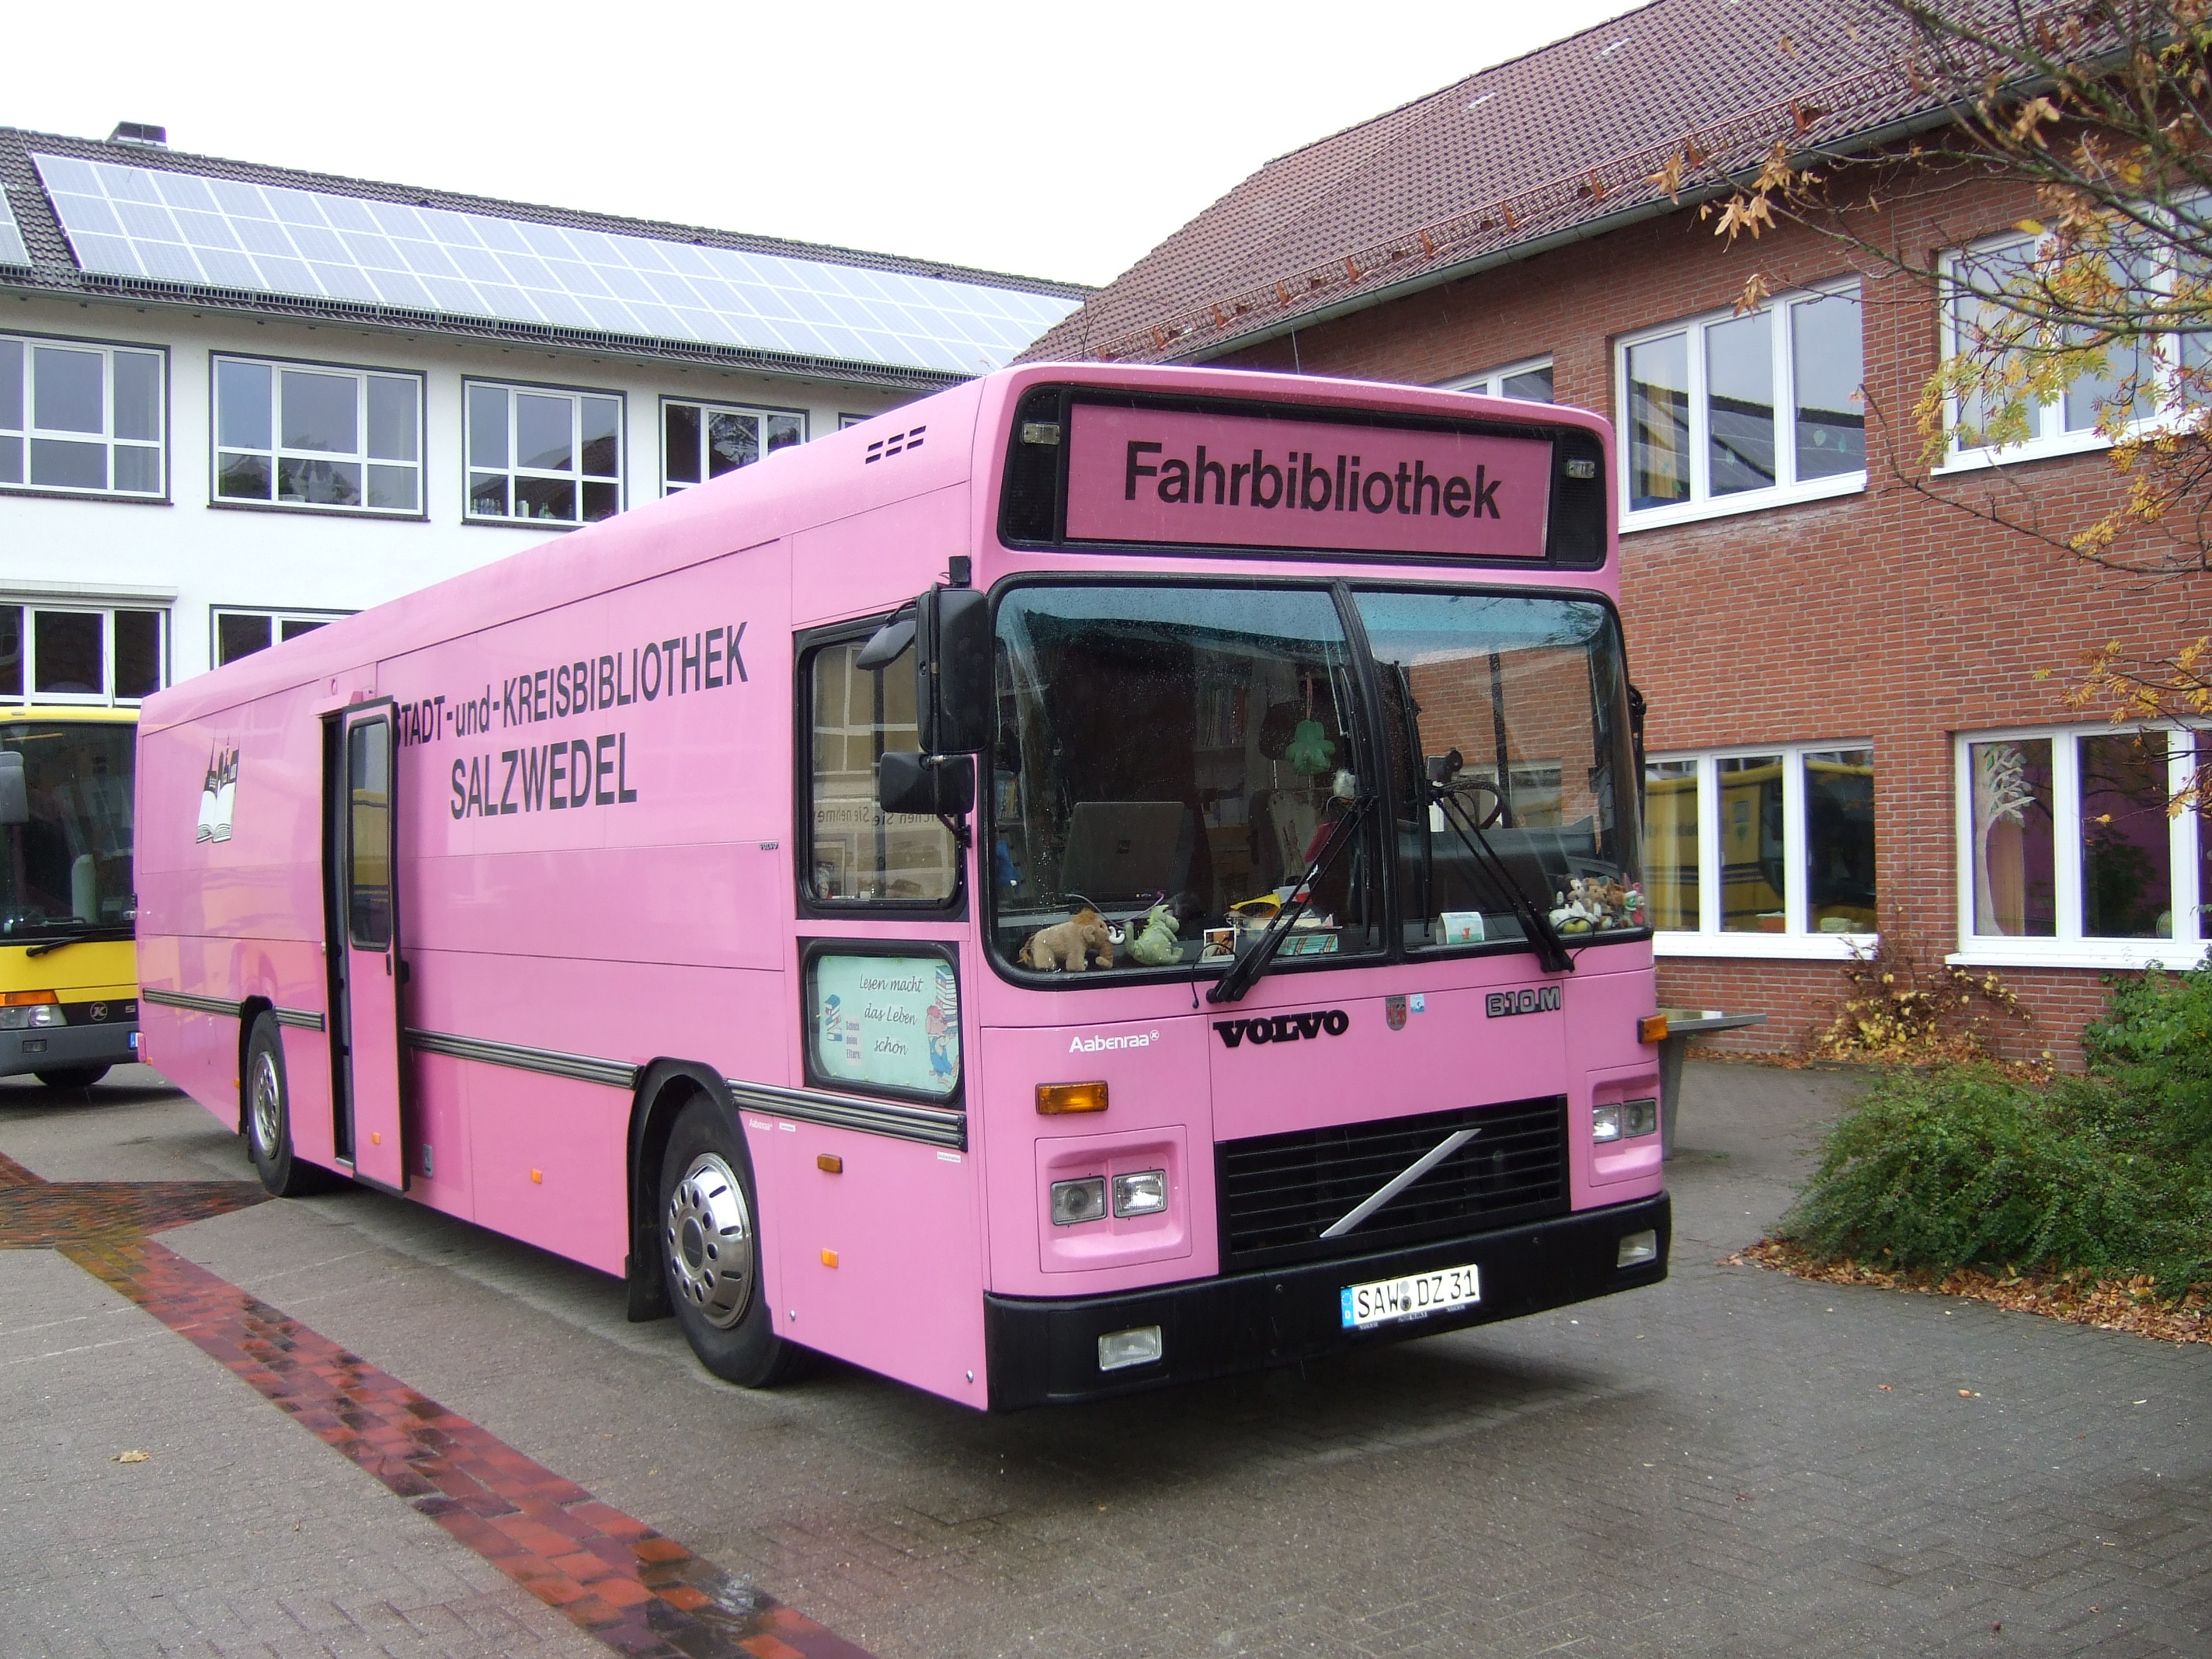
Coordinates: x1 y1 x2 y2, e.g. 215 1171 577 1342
244 1015 330 1198
659 1096 807 1387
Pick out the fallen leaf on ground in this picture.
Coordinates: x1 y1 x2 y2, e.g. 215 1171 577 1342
113 1450 149 1464
1728 1242 2211 1344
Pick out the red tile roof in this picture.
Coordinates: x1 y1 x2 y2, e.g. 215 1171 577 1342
1020 0 1936 367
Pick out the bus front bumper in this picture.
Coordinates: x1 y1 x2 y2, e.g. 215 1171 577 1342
1 1021 138 1080
983 1193 1669 1410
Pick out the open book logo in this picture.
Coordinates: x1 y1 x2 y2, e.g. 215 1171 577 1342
194 744 238 843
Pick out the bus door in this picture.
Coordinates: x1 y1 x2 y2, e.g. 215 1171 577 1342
328 704 407 1191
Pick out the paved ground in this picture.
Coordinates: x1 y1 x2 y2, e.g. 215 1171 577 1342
2 1062 2206 1659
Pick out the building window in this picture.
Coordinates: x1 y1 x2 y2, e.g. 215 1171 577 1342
212 356 422 514
838 412 871 430
1441 358 1555 402
212 607 350 667
661 399 802 494
0 603 165 704
1940 231 2170 465
1646 743 1876 955
464 381 621 524
1957 726 2204 966
1617 284 1863 527
0 334 164 498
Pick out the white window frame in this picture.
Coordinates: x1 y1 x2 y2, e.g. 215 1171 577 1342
0 599 169 706
1616 281 1866 532
463 380 624 527
210 354 425 517
210 606 353 668
659 397 806 495
1949 723 2206 970
1647 742 1880 961
1934 229 2192 473
0 332 166 501
1438 356 1556 402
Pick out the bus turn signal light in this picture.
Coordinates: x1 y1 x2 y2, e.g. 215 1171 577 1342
1638 1014 1669 1045
0 989 58 1005
1037 1082 1108 1115
816 1153 843 1174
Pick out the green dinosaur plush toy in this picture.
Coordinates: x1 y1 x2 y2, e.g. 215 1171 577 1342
1284 718 1335 775
1126 903 1182 965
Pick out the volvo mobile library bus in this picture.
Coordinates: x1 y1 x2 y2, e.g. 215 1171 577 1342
137 363 1668 1409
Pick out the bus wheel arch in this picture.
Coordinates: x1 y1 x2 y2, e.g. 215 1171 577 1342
242 1010 331 1198
624 1060 728 1323
638 1070 809 1388
235 996 275 1138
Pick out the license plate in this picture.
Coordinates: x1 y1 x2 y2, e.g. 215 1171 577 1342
1341 1261 1481 1329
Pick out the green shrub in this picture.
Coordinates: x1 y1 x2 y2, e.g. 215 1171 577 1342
1780 1064 2212 1289
2082 965 2212 1166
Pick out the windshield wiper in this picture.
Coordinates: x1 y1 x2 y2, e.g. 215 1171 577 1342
22 920 127 958
1208 792 1376 1005
1431 779 1575 976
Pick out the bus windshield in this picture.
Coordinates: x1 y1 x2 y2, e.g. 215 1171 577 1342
1356 590 1642 951
987 583 1641 975
1 722 136 941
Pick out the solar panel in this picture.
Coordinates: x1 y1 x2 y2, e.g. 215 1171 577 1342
31 153 1080 376
0 185 28 267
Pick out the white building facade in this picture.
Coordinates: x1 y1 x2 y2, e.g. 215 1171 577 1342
0 124 1084 701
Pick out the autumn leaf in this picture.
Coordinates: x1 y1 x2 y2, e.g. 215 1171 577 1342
113 1449 150 1464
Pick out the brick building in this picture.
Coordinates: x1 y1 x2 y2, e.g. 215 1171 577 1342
1021 0 2203 1061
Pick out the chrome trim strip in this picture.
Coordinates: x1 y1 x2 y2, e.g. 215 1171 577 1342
1320 1127 1480 1239
724 1077 966 1151
141 987 245 1019
405 1029 640 1090
273 1007 325 1032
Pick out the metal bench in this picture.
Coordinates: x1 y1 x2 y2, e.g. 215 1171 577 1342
1657 1009 1766 1159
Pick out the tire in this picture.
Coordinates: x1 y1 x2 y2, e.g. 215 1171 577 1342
659 1094 808 1387
35 1066 110 1090
244 1014 331 1198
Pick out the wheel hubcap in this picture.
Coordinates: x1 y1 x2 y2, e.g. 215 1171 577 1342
249 1052 281 1159
665 1153 754 1329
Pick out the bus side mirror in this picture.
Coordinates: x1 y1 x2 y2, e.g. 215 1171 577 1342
878 750 975 817
0 753 26 826
915 586 992 753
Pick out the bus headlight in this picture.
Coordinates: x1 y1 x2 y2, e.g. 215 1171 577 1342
1623 1098 1659 1139
1050 1176 1108 1226
0 993 61 1030
1591 1102 1622 1143
1111 1170 1167 1218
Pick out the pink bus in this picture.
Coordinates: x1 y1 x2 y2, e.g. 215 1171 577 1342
136 363 1668 1410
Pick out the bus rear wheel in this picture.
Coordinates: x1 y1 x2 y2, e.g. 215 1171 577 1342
244 1015 330 1198
659 1096 807 1387
36 1066 110 1090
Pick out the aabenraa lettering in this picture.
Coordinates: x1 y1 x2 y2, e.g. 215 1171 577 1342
1125 440 1501 520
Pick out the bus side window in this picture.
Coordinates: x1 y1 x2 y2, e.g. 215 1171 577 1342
805 636 958 905
348 721 392 948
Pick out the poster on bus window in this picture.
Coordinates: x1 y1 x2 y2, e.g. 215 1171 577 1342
810 953 958 1098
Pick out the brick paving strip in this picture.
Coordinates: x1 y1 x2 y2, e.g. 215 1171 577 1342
0 1149 879 1659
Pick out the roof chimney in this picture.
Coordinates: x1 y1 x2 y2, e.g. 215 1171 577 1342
108 122 168 148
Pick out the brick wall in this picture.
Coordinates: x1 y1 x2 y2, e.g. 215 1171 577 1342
1214 180 2210 1066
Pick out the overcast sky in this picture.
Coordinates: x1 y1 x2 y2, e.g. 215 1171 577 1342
12 1 1649 290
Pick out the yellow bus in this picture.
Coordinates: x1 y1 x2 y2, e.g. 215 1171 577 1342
0 707 140 1088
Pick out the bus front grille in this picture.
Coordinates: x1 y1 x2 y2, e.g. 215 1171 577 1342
1216 1097 1569 1269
